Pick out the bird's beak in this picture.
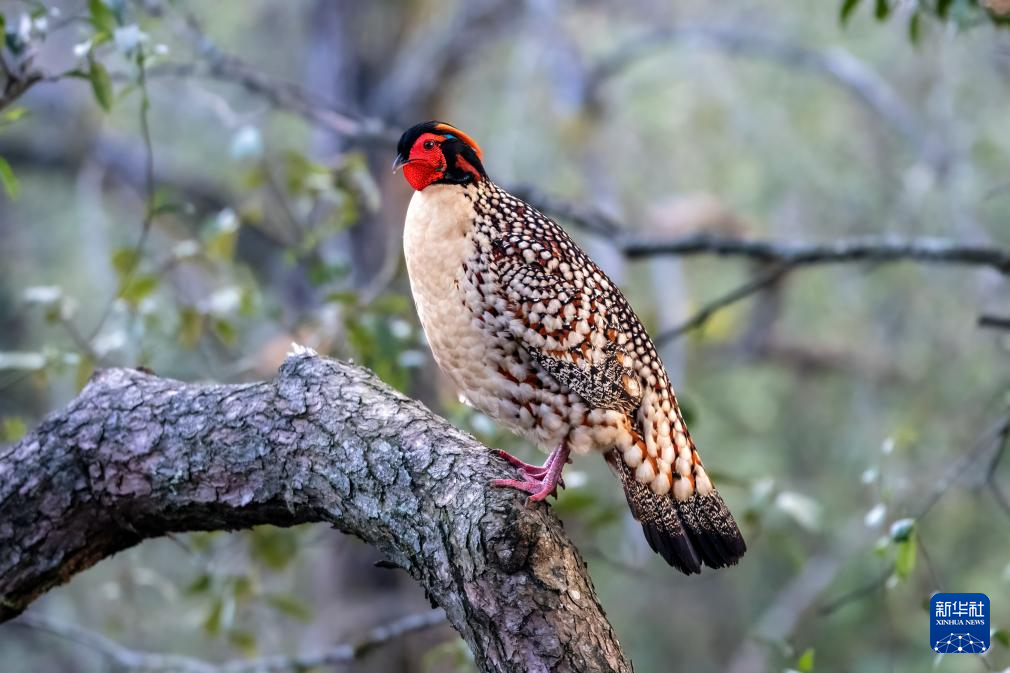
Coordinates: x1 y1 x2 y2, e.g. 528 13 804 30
392 153 409 173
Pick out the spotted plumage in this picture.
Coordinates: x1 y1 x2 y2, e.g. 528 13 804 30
396 121 745 573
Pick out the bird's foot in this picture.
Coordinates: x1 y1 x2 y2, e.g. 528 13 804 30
495 449 551 477
492 444 570 504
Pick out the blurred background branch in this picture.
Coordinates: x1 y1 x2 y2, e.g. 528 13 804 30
14 609 447 673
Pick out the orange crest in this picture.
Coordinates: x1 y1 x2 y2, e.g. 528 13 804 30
434 123 483 160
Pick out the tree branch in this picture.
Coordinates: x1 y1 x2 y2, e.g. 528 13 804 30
0 353 631 673
619 234 1010 273
654 264 790 345
14 609 447 673
586 24 936 165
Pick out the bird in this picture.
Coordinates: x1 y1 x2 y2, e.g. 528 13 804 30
394 120 745 574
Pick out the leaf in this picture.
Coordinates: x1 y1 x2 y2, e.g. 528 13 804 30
227 629 257 656
894 529 917 580
1 106 29 125
75 355 95 392
840 0 863 24
178 308 204 349
248 526 300 571
0 156 19 200
874 0 891 20
0 417 28 443
111 247 141 276
369 293 411 315
88 0 117 34
994 628 1009 648
120 273 159 305
186 573 212 595
266 594 313 622
938 0 954 19
797 648 816 673
202 598 223 635
212 318 237 347
909 11 922 43
231 575 254 600
87 56 114 111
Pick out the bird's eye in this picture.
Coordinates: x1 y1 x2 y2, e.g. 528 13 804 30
423 140 435 150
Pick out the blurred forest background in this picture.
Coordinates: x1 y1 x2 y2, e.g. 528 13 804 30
2 0 1010 671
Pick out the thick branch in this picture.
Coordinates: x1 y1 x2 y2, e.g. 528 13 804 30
0 354 631 673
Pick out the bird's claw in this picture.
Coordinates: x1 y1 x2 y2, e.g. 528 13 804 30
491 477 563 503
492 444 570 504
495 449 550 476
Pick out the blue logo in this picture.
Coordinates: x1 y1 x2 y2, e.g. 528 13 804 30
930 593 989 654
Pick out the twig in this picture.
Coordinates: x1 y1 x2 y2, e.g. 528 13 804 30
979 314 1010 330
15 609 447 673
654 263 790 345
818 564 894 616
984 418 1010 517
160 10 397 145
586 24 934 164
87 47 158 346
917 411 1010 521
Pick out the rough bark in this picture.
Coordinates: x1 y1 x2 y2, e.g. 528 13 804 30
0 353 631 673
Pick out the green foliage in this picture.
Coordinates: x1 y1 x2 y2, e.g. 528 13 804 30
422 638 477 673
87 55 114 111
248 526 301 571
88 0 119 36
0 417 27 442
839 0 1010 32
796 647 816 673
0 156 19 200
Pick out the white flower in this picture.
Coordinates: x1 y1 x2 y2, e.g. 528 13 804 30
113 25 149 54
389 319 412 340
214 208 240 233
864 503 887 528
16 13 32 43
73 40 93 58
229 126 264 161
775 491 822 532
203 287 242 315
172 240 201 259
889 517 916 541
23 285 63 305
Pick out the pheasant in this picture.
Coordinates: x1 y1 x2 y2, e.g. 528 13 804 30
394 121 746 574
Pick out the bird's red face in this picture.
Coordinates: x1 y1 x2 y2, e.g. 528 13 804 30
393 122 486 191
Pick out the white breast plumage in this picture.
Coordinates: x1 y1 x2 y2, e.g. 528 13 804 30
403 184 495 404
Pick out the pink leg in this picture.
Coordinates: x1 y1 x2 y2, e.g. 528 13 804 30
492 443 571 503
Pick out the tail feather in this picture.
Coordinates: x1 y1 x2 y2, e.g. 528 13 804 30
607 450 746 574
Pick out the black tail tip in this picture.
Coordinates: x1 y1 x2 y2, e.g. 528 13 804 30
639 492 746 575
